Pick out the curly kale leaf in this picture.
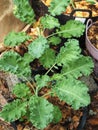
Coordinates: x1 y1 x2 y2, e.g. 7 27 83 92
23 53 33 64
48 0 70 16
0 99 27 122
4 32 31 47
59 20 85 38
52 106 62 123
35 74 50 90
13 0 35 24
86 0 96 4
39 48 56 68
0 51 19 74
29 96 54 129
28 36 49 58
13 83 32 98
48 36 61 45
0 51 33 77
40 14 60 29
61 56 94 79
56 39 81 66
52 78 90 110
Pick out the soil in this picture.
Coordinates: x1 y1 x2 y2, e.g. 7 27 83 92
0 70 98 130
83 91 98 130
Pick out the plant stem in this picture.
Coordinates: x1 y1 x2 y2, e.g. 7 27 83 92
35 86 39 96
45 63 56 75
46 28 74 38
21 75 36 94
70 0 76 9
46 32 58 38
28 81 36 94
42 91 54 98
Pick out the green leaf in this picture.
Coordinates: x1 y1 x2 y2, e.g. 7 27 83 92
4 32 31 47
0 51 32 77
39 48 56 68
13 0 35 24
52 78 90 109
48 0 70 16
59 20 85 38
13 83 32 98
40 14 60 29
29 96 54 129
35 74 50 90
86 0 96 4
28 36 49 58
51 73 63 81
23 53 33 64
48 36 61 45
0 99 27 122
52 106 62 123
56 39 81 66
0 51 19 74
61 56 94 79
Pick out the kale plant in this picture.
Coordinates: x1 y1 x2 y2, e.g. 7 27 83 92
0 0 94 129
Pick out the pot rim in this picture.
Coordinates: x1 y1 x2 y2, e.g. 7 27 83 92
86 20 98 52
64 8 98 18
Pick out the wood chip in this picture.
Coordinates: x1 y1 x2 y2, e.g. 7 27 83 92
0 92 7 107
88 117 98 125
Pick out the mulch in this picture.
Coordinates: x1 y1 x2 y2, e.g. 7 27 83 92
0 73 98 130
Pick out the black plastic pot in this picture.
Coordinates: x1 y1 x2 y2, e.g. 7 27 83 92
70 9 98 22
57 9 95 25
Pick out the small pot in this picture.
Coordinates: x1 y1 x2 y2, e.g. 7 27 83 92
86 19 98 60
29 0 98 24
86 19 98 79
57 9 97 24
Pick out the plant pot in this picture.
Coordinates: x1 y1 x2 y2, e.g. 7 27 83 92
57 9 93 25
42 0 98 23
86 19 98 60
86 19 98 80
62 0 98 23
39 1 98 51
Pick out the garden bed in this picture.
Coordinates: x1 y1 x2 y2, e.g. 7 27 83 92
0 0 98 130
0 75 98 130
